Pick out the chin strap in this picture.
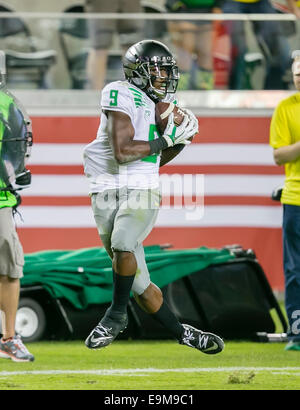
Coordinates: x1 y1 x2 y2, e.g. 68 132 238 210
146 88 160 103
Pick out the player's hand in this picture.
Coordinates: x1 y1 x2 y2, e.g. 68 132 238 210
162 113 190 147
173 109 199 146
183 108 199 136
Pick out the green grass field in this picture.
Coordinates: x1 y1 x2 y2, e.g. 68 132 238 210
0 302 299 391
0 339 300 390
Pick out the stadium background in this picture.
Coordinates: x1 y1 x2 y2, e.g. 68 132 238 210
14 94 286 293
2 0 297 294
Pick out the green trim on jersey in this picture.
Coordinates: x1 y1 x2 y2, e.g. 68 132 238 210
129 87 149 108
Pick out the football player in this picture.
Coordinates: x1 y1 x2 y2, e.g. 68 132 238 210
83 40 224 354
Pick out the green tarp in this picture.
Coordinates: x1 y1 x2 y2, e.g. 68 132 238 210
21 246 235 310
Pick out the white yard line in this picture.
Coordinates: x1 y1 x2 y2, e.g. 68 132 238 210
1 367 300 377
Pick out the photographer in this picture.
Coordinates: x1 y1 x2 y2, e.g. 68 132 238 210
0 51 34 362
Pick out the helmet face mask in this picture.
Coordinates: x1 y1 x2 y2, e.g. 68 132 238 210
123 40 179 101
0 94 33 189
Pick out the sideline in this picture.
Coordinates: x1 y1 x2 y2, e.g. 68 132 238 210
1 367 300 377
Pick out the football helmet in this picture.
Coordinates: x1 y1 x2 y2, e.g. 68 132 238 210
0 90 33 190
123 40 179 101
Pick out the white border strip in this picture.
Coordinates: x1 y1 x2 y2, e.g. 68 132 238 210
15 205 282 228
1 367 300 377
28 144 274 166
20 174 284 197
0 12 296 21
11 90 294 114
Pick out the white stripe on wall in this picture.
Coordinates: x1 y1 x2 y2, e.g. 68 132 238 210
20 174 285 197
28 144 275 166
172 144 275 165
16 205 282 228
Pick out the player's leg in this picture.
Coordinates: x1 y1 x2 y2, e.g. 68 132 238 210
85 190 130 349
132 245 182 339
134 281 183 340
132 246 224 354
106 187 159 319
91 189 138 316
97 188 160 338
86 250 137 349
85 188 160 349
110 251 137 312
133 282 224 354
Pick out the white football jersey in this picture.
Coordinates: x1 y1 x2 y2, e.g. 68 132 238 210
83 80 172 192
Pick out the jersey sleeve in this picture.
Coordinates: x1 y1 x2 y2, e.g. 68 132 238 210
101 82 135 121
269 102 291 149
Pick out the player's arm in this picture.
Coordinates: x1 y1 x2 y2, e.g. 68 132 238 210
106 109 193 164
106 110 152 164
160 145 185 167
273 142 300 165
160 136 194 167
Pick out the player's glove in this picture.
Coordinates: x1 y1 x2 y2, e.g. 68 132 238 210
177 108 199 144
163 108 199 147
162 113 191 147
13 169 32 190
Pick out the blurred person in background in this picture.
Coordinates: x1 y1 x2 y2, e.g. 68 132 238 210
0 51 34 362
221 0 298 90
165 0 222 90
85 0 143 90
270 50 300 351
286 0 300 18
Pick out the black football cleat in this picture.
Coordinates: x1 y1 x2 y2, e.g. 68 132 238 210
85 308 128 349
179 324 224 354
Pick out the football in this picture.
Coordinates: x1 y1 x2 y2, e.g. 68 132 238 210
155 102 185 135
